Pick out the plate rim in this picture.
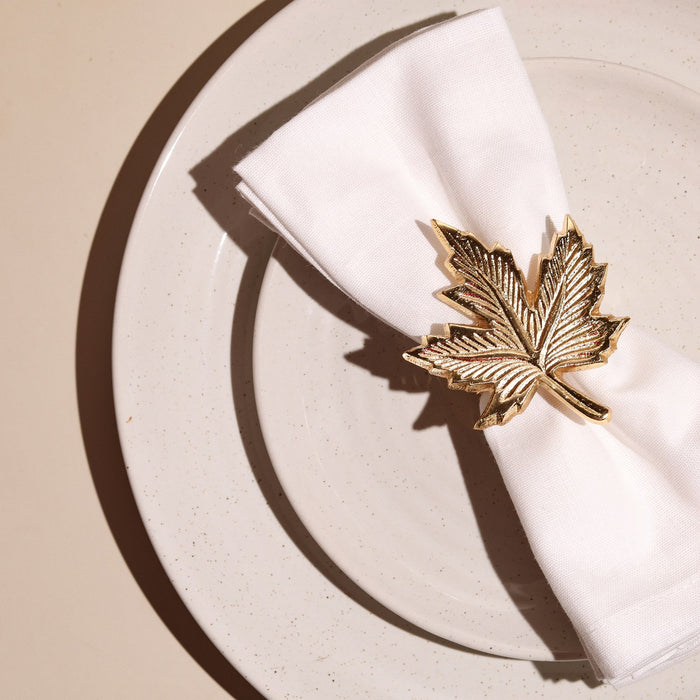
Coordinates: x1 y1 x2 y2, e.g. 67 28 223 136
111 2 700 697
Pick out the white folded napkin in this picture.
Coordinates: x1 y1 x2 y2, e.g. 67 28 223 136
234 8 700 686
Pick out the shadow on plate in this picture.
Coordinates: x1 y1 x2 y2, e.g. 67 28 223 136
74 1 604 694
191 10 601 692
193 5 490 654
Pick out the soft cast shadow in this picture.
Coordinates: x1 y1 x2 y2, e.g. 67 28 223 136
188 7 602 688
74 2 300 698
273 242 601 688
193 11 493 655
190 11 455 251
227 221 477 655
533 660 601 688
277 242 585 652
187 6 601 690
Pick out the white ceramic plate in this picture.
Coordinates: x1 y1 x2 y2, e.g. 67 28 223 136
113 1 700 697
253 56 700 659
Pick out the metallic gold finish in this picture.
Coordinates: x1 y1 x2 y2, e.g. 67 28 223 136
403 216 629 429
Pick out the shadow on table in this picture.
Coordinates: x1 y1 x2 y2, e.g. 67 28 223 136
77 2 599 696
76 2 293 699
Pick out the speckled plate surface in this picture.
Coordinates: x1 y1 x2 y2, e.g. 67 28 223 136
254 57 700 659
113 1 700 697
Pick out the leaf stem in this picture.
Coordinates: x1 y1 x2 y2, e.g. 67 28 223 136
539 375 611 423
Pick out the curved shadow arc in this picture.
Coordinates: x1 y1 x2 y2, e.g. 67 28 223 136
75 2 298 698
191 8 601 686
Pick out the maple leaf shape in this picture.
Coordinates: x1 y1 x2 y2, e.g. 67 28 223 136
403 216 629 429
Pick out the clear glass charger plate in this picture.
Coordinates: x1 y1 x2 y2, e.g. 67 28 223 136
112 1 700 697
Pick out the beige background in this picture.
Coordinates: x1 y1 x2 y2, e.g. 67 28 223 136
1 1 282 697
4 2 698 699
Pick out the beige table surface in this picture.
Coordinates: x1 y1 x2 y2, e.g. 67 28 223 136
2 2 279 697
3 2 698 699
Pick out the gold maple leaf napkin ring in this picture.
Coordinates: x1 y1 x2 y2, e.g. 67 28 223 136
403 216 629 429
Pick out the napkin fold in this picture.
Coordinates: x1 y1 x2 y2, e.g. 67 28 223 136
234 8 700 686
